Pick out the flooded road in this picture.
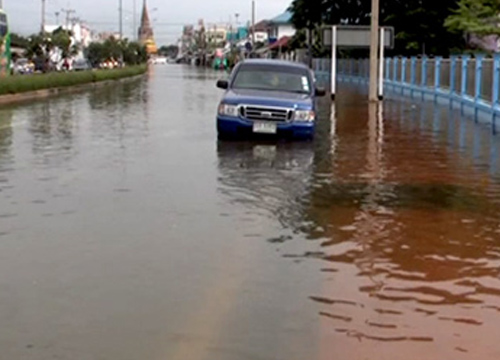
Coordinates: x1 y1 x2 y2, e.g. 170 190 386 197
1 65 500 359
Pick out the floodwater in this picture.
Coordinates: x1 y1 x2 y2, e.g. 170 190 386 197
1 65 500 360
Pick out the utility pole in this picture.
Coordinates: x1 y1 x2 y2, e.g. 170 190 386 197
251 0 255 45
307 26 313 68
55 11 60 26
119 0 123 40
369 0 380 102
41 0 46 34
0 1 3 10
133 0 137 41
234 13 240 48
70 16 79 32
61 8 76 30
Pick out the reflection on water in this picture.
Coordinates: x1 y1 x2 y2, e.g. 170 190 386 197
0 108 13 203
0 108 13 164
87 77 147 110
28 101 75 152
181 68 221 113
217 141 314 223
4 66 500 360
217 86 500 359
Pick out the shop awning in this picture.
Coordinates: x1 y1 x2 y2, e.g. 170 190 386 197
267 36 291 50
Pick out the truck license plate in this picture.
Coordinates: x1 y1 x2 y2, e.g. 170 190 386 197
253 121 277 134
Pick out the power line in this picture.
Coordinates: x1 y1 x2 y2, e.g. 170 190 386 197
60 8 76 29
50 0 62 9
85 20 189 26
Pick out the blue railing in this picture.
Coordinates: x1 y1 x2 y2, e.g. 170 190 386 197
312 56 500 125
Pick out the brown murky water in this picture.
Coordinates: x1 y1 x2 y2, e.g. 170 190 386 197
1 66 500 360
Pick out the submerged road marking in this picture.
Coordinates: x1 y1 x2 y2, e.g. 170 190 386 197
165 241 248 360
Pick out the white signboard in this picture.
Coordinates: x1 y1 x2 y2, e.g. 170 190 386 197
326 26 392 101
322 26 394 49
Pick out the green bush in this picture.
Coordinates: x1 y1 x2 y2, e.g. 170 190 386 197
0 65 147 96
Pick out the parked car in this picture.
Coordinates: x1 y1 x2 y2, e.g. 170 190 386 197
99 59 119 69
13 58 34 75
33 57 47 73
152 56 167 65
215 59 326 140
73 59 91 71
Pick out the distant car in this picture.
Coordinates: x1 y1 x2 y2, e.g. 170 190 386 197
153 57 167 65
100 60 119 69
33 57 47 73
13 58 34 75
215 59 326 140
73 59 91 71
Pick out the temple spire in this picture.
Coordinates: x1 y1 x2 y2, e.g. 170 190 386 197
138 0 157 54
140 0 151 29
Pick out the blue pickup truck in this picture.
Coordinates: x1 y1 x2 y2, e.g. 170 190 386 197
216 59 325 140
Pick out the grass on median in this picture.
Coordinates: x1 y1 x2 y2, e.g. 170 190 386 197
0 65 148 96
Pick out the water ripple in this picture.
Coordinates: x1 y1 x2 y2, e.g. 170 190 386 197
217 91 500 357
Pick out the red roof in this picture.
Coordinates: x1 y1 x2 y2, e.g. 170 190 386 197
268 36 290 50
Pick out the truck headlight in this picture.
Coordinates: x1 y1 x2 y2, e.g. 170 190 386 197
218 104 239 117
293 110 316 122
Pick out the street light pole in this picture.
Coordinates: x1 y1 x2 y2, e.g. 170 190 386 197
133 0 137 41
251 0 255 45
119 0 123 39
369 0 380 102
41 0 46 33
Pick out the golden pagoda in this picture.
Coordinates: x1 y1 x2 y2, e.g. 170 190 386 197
138 0 157 54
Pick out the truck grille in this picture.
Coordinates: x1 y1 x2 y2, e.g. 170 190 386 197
240 106 293 122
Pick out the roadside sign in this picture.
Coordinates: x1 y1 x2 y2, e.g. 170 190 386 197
325 26 394 101
322 26 394 49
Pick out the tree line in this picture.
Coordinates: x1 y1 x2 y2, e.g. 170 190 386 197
11 30 148 69
85 38 148 67
289 0 500 56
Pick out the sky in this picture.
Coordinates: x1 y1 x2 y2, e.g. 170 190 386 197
3 0 291 44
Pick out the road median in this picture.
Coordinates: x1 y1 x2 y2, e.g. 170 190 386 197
0 64 148 106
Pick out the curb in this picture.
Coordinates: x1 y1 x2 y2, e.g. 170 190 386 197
0 73 147 107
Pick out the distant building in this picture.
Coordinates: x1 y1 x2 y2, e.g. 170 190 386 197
138 0 157 54
227 27 249 43
268 11 295 42
469 34 500 52
179 25 195 57
79 24 92 48
94 31 121 42
44 21 93 49
250 20 270 43
206 25 228 46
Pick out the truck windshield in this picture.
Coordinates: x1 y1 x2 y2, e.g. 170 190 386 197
232 64 312 94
